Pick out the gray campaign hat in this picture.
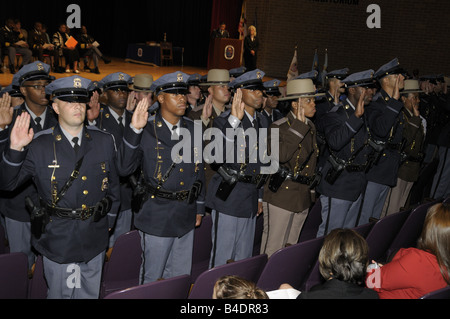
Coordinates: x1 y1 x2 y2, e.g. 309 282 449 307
229 69 265 91
13 61 54 86
45 76 92 103
342 69 376 88
152 71 190 95
374 58 405 80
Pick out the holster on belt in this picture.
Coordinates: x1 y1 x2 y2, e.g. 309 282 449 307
25 196 48 239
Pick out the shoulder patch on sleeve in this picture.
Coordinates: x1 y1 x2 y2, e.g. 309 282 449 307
272 117 287 126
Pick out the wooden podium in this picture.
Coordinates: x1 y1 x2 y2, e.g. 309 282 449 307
208 38 243 70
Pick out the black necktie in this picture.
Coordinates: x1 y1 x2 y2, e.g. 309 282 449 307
172 125 179 139
72 137 80 155
118 116 124 132
35 117 42 131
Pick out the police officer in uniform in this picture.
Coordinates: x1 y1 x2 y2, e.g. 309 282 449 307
381 79 426 216
261 79 283 125
185 73 202 116
0 76 120 299
261 79 322 257
189 69 232 190
358 58 406 225
315 70 376 237
205 69 269 268
0 61 56 270
117 71 205 284
95 72 136 247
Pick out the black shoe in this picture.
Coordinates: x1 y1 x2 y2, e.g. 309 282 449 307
0 67 3 74
9 64 15 74
102 57 111 64
93 67 100 74
83 66 92 72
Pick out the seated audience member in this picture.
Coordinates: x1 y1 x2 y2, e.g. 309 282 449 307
213 275 268 299
369 203 450 299
284 229 379 299
28 22 59 72
1 18 32 74
53 23 80 73
77 25 111 74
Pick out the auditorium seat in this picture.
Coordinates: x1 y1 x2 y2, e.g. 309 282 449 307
257 236 324 292
191 214 212 283
28 255 48 299
104 274 192 299
99 230 142 298
385 198 442 261
188 254 268 299
298 201 322 243
0 252 29 299
365 209 410 263
419 285 450 299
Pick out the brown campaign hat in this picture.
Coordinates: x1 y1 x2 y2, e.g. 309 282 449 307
401 80 423 94
130 74 154 92
278 79 325 101
198 69 230 86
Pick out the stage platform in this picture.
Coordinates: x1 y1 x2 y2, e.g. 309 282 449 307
0 57 209 88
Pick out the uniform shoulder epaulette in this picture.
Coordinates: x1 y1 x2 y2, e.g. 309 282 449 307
87 125 111 135
328 104 341 113
272 117 287 126
192 104 204 112
182 116 194 123
372 92 382 102
219 109 232 118
33 128 53 139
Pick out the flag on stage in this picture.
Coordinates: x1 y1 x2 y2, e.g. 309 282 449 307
239 0 248 40
287 46 299 82
321 48 328 85
312 48 319 73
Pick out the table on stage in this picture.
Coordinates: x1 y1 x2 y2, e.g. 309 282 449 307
125 43 183 67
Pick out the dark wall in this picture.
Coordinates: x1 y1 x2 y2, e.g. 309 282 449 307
1 0 213 67
245 0 450 79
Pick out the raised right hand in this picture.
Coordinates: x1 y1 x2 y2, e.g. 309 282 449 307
355 89 366 118
231 88 245 120
10 112 34 151
131 97 150 130
202 95 213 120
0 93 14 129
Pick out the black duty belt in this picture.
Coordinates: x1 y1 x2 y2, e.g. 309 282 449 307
345 164 367 172
146 184 192 201
287 173 315 185
222 166 263 185
46 205 96 221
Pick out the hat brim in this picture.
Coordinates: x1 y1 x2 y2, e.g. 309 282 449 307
278 92 325 101
129 85 153 92
400 89 423 94
198 81 230 87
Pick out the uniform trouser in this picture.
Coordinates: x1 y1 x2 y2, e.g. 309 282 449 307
381 178 414 218
430 146 450 199
4 217 35 270
109 208 133 247
359 181 390 226
210 210 256 269
139 230 194 285
7 46 32 66
33 48 59 67
260 203 308 258
317 194 363 238
259 202 269 255
43 252 105 299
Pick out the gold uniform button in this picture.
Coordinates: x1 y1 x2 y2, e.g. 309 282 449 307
82 176 87 181
83 190 89 195
180 169 184 173
180 182 185 186
82 205 87 210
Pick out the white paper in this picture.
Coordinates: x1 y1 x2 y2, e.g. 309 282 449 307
266 288 301 299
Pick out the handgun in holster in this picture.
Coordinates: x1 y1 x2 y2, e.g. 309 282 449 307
93 197 113 222
25 196 48 239
366 139 386 172
325 156 346 185
309 172 322 190
187 181 203 205
129 174 148 214
215 166 239 201
268 166 290 193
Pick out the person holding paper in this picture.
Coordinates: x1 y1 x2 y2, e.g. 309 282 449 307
77 26 111 74
52 23 80 74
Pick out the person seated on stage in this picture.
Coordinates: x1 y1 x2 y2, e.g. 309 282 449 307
52 23 80 74
1 18 32 74
213 275 268 299
77 25 111 74
28 22 59 72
